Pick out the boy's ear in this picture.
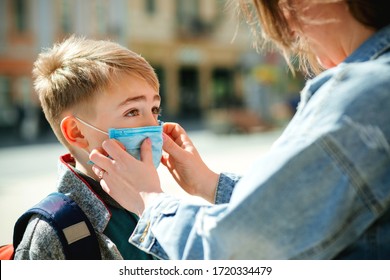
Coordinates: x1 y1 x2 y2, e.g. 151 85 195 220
61 116 89 148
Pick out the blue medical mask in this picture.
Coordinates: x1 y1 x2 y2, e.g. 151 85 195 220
75 117 163 168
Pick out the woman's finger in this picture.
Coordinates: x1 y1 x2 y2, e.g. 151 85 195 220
91 146 109 157
140 138 154 165
90 148 115 171
163 123 195 151
162 132 186 159
163 122 189 146
91 165 104 178
101 139 133 164
99 178 111 195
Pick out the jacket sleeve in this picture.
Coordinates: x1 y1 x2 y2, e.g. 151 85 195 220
214 172 241 204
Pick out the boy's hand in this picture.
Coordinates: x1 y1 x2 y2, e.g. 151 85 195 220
90 138 162 215
162 122 219 203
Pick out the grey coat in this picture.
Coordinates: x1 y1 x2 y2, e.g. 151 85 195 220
14 154 123 260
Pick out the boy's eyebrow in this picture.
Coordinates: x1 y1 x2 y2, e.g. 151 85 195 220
118 94 161 107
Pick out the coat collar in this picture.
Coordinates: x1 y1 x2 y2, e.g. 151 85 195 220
56 153 111 233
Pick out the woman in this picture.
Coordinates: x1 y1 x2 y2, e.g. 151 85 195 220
90 0 390 259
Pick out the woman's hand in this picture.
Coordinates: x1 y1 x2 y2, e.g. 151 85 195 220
162 122 219 203
90 138 162 215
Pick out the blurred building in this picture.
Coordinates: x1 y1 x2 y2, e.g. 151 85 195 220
0 0 299 141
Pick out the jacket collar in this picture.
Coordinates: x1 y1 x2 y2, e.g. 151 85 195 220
344 24 390 63
56 153 111 233
299 24 390 108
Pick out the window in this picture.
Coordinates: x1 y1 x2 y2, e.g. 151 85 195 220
60 0 72 33
212 68 238 108
145 0 156 15
176 0 199 26
14 0 27 33
96 0 108 35
0 76 17 126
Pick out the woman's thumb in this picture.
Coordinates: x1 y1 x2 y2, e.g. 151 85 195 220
140 137 153 165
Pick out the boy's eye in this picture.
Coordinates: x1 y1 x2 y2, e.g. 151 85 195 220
152 106 162 115
125 109 139 117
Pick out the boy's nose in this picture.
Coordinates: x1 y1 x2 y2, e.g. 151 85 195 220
140 114 159 127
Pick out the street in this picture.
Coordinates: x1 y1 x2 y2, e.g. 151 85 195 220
0 128 282 244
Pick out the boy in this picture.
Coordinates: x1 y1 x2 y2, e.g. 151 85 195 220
14 35 162 259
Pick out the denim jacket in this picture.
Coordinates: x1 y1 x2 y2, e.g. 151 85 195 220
129 25 390 259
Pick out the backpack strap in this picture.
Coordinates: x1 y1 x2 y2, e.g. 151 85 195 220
13 192 101 260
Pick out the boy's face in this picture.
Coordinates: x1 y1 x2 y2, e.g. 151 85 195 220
78 72 161 152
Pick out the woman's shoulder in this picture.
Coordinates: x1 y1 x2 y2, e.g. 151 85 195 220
327 57 390 125
341 54 390 85
331 57 390 102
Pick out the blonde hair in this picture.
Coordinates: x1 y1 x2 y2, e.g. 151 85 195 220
33 35 159 147
236 0 387 76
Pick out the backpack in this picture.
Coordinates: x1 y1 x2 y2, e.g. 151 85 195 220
0 192 101 260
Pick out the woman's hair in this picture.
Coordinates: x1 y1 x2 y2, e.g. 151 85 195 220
237 0 389 75
33 35 159 146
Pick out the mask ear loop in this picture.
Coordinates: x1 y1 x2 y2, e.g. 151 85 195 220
74 116 109 135
76 117 162 165
73 116 109 166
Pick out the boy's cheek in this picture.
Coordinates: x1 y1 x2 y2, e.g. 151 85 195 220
89 134 110 149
